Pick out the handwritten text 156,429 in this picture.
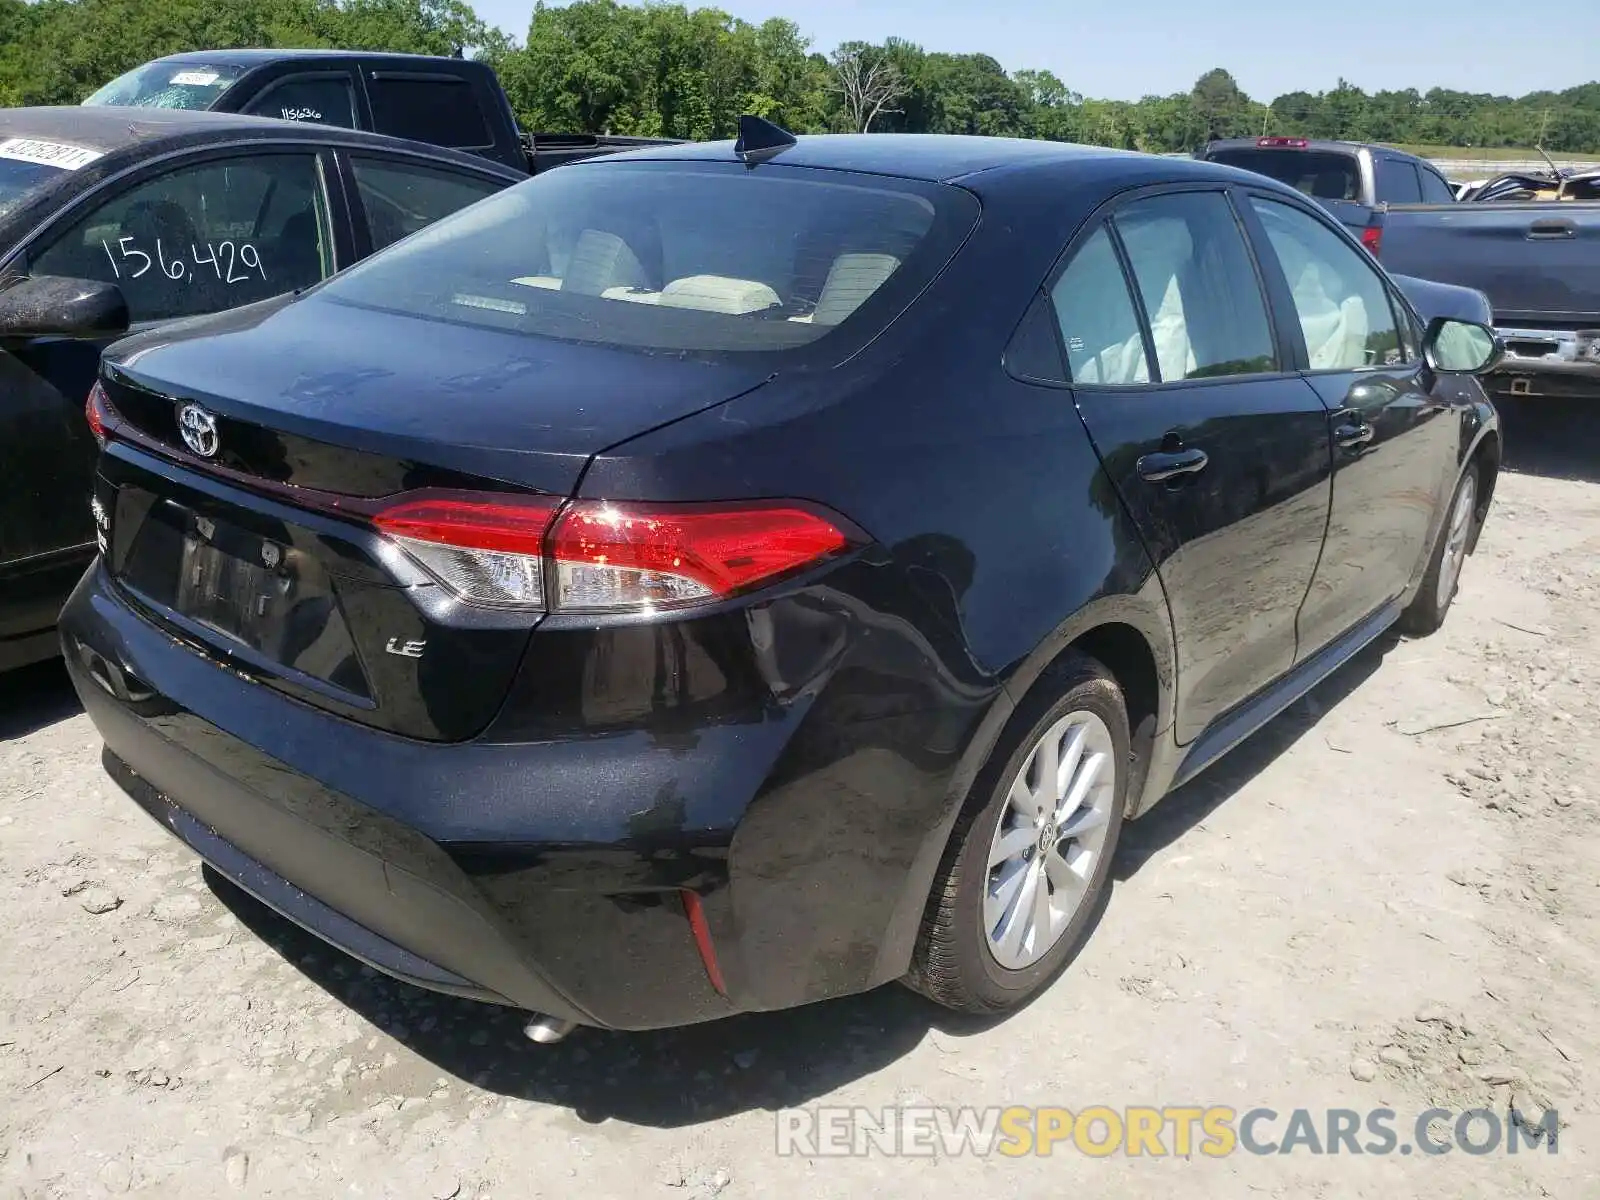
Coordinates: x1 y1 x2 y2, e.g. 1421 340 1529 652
101 236 266 285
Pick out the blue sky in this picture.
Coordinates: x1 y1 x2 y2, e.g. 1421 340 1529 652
474 0 1592 102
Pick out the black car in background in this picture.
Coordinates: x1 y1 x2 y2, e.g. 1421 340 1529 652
84 49 681 176
62 127 1503 1037
0 105 523 670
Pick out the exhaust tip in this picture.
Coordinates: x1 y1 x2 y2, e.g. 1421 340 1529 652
522 1014 579 1044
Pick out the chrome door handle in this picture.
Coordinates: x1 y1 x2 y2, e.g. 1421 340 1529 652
1136 446 1209 482
1335 421 1375 449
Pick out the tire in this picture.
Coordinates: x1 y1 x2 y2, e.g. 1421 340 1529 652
1399 462 1480 637
906 653 1129 1014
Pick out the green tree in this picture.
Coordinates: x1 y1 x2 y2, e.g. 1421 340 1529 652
1 0 1597 154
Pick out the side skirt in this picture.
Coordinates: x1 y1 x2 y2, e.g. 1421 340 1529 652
1170 599 1401 792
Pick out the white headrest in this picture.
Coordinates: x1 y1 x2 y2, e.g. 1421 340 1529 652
658 275 781 315
562 229 645 296
811 253 900 326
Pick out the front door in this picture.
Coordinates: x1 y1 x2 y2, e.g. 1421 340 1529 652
0 148 341 645
1053 188 1333 743
1242 195 1459 658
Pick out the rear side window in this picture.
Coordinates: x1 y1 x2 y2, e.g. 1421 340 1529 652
368 76 491 149
242 75 357 129
315 161 976 361
350 155 508 251
1375 157 1423 204
1418 168 1456 204
1050 227 1149 385
1207 149 1361 201
1111 192 1277 381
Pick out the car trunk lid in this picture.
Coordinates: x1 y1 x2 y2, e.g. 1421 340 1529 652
95 295 774 741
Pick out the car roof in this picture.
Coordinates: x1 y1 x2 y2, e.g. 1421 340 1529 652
157 48 475 68
587 132 1195 184
0 105 520 174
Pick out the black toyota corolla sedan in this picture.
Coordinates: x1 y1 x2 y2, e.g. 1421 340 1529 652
60 122 1502 1038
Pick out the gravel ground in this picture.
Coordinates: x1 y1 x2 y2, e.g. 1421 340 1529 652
3 399 1598 1198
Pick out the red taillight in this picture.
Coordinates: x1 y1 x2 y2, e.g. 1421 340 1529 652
371 492 858 613
547 501 852 612
86 381 111 446
372 491 560 607
373 493 559 556
1258 136 1309 149
1360 223 1383 257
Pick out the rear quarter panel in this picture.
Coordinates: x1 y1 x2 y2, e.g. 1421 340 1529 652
576 166 1181 992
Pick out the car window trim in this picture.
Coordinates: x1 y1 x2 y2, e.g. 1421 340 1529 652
239 70 361 129
334 147 515 260
1040 181 1300 394
1240 186 1420 379
12 143 348 327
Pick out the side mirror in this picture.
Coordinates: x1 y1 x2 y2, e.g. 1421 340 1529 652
0 275 130 339
1423 317 1503 375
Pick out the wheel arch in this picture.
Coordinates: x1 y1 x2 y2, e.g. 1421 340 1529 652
1466 425 1501 553
874 595 1177 987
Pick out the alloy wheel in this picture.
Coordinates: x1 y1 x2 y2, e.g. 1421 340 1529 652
983 710 1118 971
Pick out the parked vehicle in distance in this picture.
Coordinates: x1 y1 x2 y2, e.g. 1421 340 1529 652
1203 138 1600 401
83 50 675 175
62 122 1503 1038
1459 167 1600 203
1375 201 1600 399
0 105 524 671
1197 136 1456 249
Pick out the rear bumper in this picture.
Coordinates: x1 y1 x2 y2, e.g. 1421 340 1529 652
1492 326 1600 397
61 560 987 1029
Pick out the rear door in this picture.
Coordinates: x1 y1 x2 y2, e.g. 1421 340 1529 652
1055 186 1333 742
362 68 500 160
1242 193 1458 658
236 68 366 130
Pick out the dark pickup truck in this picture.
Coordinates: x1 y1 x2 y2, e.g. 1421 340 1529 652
1376 203 1600 399
1199 137 1457 250
1202 136 1600 399
83 49 670 175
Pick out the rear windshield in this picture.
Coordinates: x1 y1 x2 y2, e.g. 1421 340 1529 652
0 157 67 218
83 61 245 110
1207 148 1362 202
317 160 978 360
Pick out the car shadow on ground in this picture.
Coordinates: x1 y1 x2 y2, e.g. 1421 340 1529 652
206 631 1395 1129
0 658 82 742
1115 633 1397 880
1494 394 1600 483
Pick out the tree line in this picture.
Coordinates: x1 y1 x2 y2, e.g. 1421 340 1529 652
3 0 1598 154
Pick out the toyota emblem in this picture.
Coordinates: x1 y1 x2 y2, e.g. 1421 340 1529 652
177 402 220 458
